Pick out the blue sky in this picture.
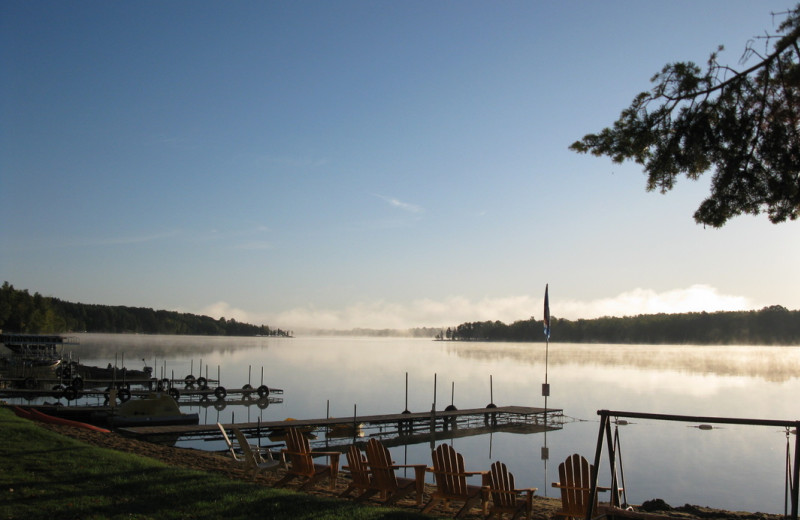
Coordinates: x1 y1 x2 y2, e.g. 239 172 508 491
2 1 798 331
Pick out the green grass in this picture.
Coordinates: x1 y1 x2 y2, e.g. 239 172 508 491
0 408 432 520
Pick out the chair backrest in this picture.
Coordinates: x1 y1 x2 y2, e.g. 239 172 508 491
431 443 469 497
487 461 517 508
345 444 372 488
285 427 315 476
365 438 398 492
217 423 244 461
232 428 258 467
558 453 595 519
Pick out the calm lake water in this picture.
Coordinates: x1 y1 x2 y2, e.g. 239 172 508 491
54 335 800 513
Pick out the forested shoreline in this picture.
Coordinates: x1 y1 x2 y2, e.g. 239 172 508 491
0 282 291 337
442 305 800 345
3 282 799 344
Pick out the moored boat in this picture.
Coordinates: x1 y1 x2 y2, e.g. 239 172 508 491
0 333 76 368
103 392 199 427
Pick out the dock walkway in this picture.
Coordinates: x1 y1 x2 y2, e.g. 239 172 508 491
119 405 563 444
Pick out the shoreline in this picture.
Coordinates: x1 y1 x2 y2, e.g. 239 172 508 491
34 421 788 520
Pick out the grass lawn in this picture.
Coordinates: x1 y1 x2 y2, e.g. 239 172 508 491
0 407 432 520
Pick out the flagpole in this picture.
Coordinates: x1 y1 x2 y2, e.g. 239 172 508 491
542 283 550 412
541 283 551 495
545 335 549 410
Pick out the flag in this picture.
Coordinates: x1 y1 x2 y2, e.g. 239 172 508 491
543 284 550 340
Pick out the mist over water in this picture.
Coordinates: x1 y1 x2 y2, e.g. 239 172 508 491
65 334 800 513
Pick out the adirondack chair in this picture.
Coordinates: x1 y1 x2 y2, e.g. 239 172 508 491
484 461 536 520
422 443 489 518
551 454 610 520
274 426 340 490
340 444 377 500
218 422 263 463
364 438 427 506
231 428 281 479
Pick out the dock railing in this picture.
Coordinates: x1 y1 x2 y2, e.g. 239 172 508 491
590 409 800 520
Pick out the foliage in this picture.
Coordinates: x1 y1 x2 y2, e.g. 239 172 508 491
570 5 800 227
444 305 800 345
0 282 291 337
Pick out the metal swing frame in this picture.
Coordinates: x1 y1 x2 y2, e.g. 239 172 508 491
587 409 800 520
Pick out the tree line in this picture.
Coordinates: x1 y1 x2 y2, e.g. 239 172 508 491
441 305 800 345
0 282 291 337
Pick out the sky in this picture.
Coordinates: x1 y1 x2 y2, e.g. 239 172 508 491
2 1 799 332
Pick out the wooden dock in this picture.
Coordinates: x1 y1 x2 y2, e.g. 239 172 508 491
0 383 283 402
119 405 563 447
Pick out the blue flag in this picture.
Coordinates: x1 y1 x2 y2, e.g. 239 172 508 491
543 284 550 340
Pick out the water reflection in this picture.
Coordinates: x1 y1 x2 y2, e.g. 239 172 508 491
54 334 800 514
448 341 800 382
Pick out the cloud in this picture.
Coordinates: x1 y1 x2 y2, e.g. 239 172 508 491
195 301 254 324
558 285 754 319
192 285 759 332
375 194 424 214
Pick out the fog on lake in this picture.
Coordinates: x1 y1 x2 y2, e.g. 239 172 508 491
62 335 800 514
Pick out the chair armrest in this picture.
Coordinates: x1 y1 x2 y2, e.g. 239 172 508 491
309 450 340 458
552 482 608 493
391 464 428 470
427 468 488 476
342 465 372 473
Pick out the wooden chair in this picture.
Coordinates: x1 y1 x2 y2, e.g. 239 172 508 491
274 426 340 491
231 428 281 479
218 422 262 463
551 453 610 520
484 461 536 520
364 438 427 506
340 444 377 500
422 443 488 518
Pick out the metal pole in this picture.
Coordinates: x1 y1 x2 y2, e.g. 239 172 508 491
404 372 409 413
587 411 609 520
605 417 619 507
433 373 437 411
793 421 800 520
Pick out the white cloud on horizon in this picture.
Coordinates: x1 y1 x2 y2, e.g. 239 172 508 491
191 284 760 332
557 285 753 320
195 301 254 324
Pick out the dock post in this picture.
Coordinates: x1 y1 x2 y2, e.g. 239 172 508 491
404 372 409 413
433 373 437 411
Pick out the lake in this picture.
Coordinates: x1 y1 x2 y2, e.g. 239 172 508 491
53 335 800 513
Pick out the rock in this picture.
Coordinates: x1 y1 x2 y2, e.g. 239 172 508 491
641 498 673 512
